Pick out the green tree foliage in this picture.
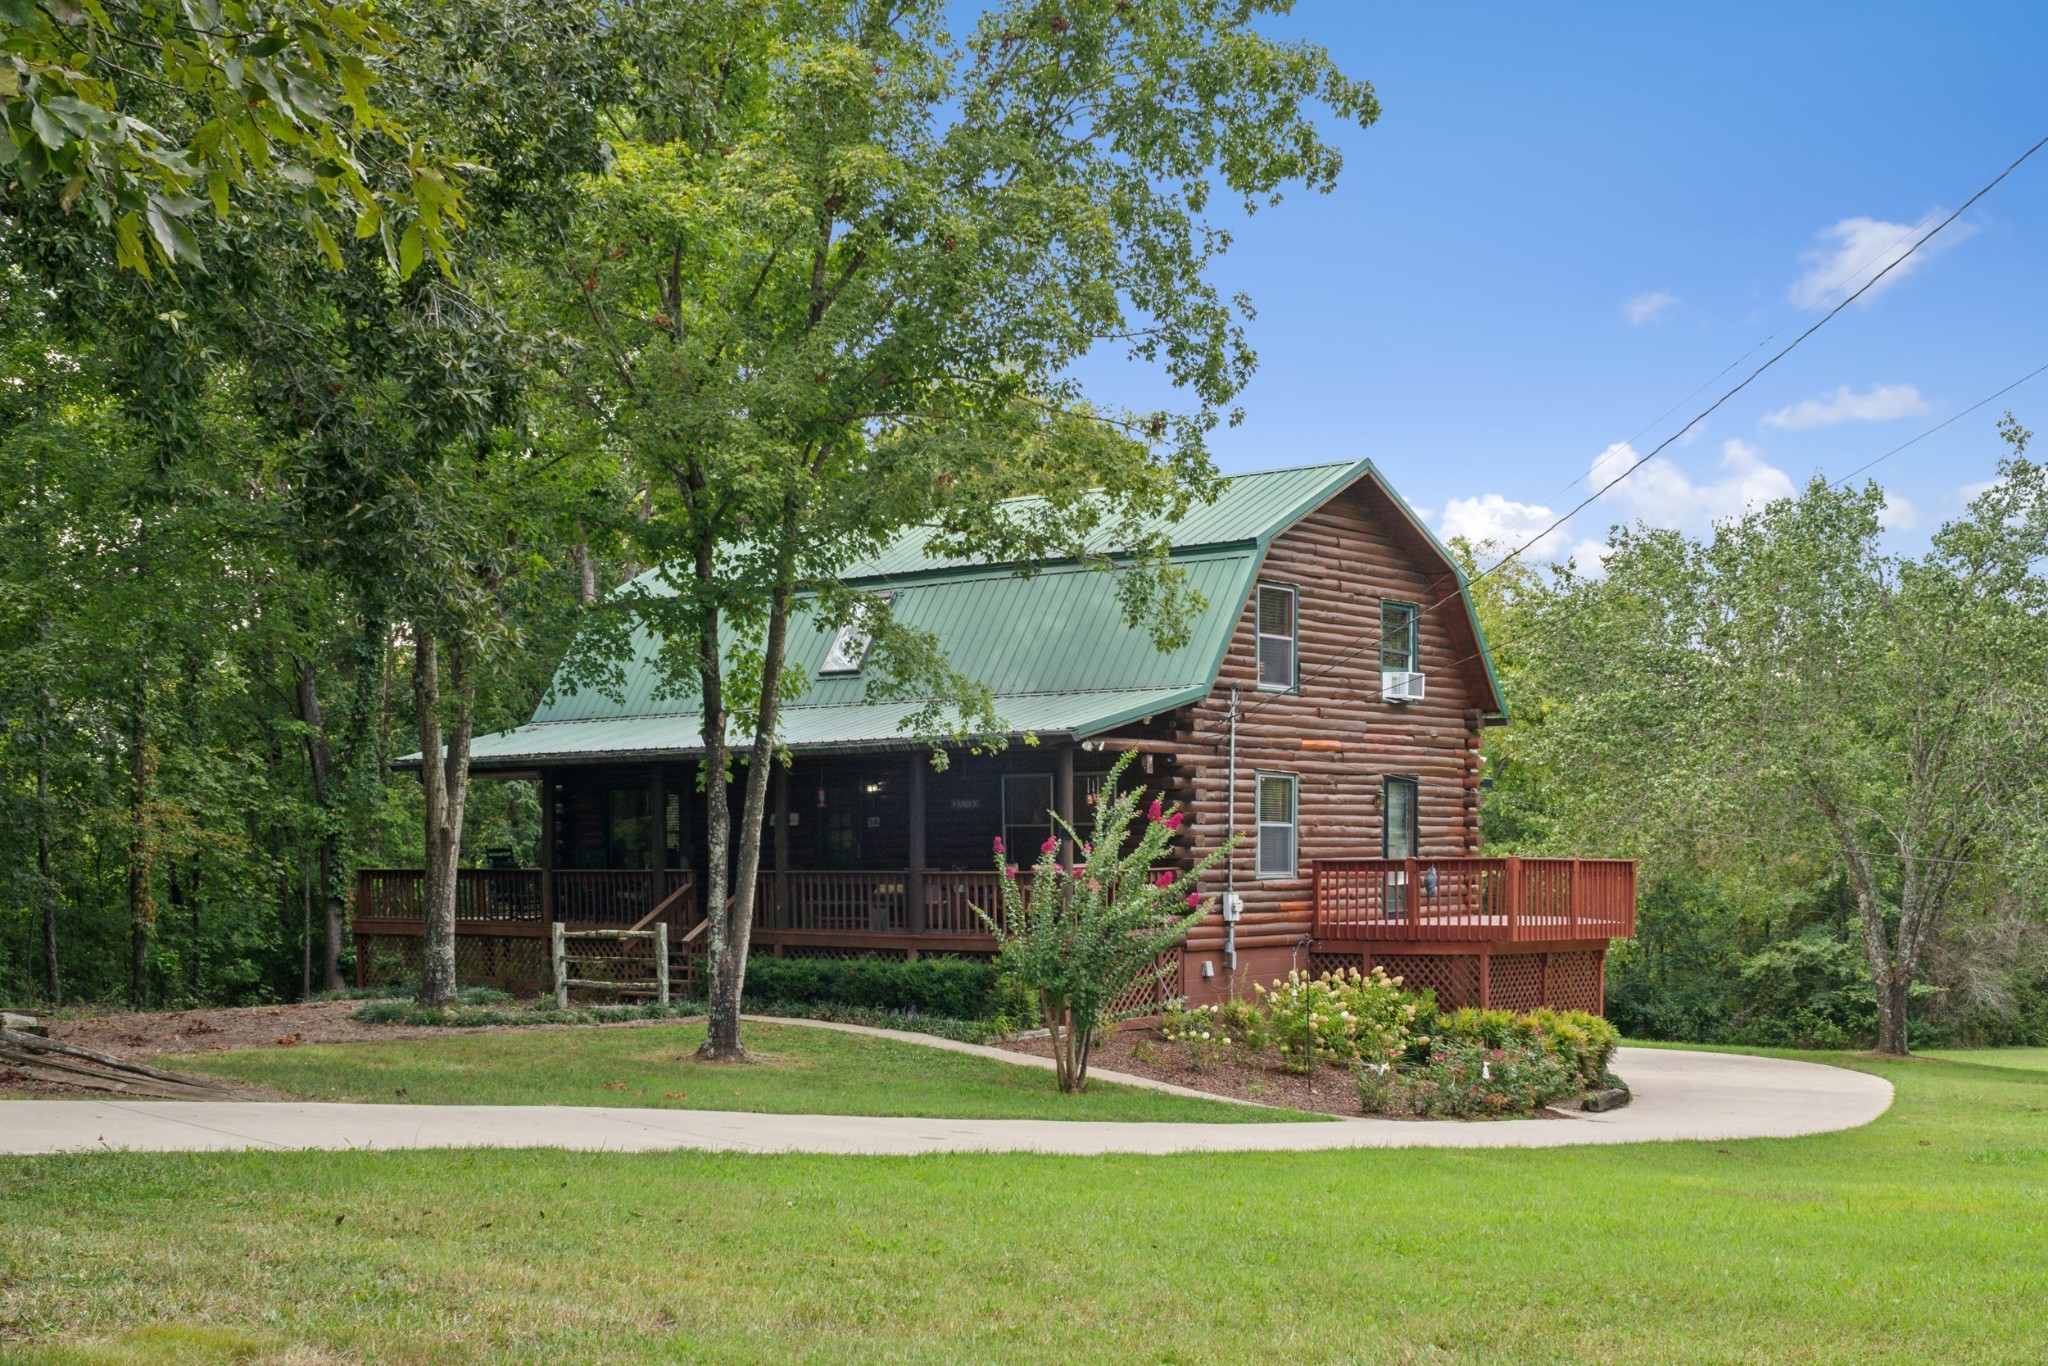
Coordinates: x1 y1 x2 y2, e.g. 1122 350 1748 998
1478 423 2048 1054
1 0 462 274
2 1 1379 1023
540 0 1377 1059
979 753 1227 1092
0 0 632 1008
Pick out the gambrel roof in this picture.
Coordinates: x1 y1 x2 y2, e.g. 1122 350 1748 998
462 459 1503 769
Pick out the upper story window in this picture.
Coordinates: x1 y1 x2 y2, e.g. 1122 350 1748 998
819 592 896 674
1379 599 1419 673
1256 772 1298 877
1256 584 1297 691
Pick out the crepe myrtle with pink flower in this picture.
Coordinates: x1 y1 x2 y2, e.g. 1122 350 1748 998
975 750 1238 1092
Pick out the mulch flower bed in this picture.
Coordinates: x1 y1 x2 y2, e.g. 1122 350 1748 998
1001 1028 1580 1120
1001 1027 1383 1118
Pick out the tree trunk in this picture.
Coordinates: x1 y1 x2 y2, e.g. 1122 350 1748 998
573 524 598 604
127 683 155 1006
711 556 798 1060
693 524 739 1060
413 628 474 1008
294 657 352 992
36 689 60 1007
1825 796 1917 1057
302 852 315 1000
1875 973 1912 1055
168 863 197 998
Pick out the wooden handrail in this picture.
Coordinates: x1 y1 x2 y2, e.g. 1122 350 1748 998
627 876 696 934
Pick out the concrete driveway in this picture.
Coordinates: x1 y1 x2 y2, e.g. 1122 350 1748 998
0 1046 1891 1157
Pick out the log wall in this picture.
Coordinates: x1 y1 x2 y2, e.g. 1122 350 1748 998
1159 479 1495 1003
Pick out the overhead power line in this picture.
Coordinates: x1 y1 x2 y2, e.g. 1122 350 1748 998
1532 143 2034 512
1829 360 2048 487
1249 129 2048 719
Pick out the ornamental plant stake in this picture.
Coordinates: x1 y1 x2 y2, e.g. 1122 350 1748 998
976 751 1234 1093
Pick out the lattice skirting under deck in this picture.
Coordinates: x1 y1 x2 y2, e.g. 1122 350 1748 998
1303 944 1611 1015
356 933 550 992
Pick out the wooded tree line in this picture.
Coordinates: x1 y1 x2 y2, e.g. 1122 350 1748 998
10 3 2036 1059
2 1 1378 1054
1468 423 2048 1054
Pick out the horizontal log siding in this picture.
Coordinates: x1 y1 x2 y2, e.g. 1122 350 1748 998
1172 483 1487 970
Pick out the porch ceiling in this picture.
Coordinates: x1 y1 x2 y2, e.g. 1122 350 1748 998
457 685 1204 769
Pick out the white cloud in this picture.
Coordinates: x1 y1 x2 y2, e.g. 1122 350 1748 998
1623 291 1679 326
1436 440 1800 581
1439 492 1570 559
1877 493 1918 530
1589 438 1798 528
1761 382 1929 430
1790 213 1976 309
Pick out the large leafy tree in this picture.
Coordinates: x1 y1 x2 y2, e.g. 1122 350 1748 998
2 0 462 274
1 0 638 1007
1525 426 2048 1054
541 0 1378 1059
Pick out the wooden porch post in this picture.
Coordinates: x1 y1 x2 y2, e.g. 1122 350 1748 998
1568 857 1584 936
649 763 667 918
1056 744 1075 863
1504 855 1522 939
907 753 927 934
773 764 790 930
539 768 556 924
353 869 369 988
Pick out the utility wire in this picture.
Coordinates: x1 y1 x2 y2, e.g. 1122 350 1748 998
1411 359 2048 686
1249 129 2048 720
1829 359 2048 487
1530 148 2020 511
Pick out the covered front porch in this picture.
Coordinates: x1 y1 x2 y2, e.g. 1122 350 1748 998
354 741 1173 986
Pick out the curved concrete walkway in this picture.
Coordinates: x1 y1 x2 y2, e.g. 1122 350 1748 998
0 1046 1890 1156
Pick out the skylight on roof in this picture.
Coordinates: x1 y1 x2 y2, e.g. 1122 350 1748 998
818 592 895 674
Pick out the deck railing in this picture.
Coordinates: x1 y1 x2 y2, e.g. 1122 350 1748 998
1311 857 1635 943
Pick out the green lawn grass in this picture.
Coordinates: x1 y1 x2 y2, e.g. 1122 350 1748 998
169 1020 1309 1123
1918 1045 2048 1072
3 1047 2045 1362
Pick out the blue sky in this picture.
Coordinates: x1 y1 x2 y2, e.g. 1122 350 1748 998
1077 2 2048 564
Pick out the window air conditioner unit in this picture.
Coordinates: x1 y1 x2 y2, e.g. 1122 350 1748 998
1380 670 1425 703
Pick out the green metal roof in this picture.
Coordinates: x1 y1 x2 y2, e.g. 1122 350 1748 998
533 549 1254 726
470 687 1205 765
452 460 1504 769
841 459 1367 580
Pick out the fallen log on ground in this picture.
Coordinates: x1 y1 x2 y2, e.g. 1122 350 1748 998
0 1027 244 1100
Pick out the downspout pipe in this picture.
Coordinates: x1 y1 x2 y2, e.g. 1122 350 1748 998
1225 685 1239 974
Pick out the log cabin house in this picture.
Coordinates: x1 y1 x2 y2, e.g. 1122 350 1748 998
359 460 1634 1012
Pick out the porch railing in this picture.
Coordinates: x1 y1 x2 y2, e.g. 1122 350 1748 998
1311 857 1635 944
770 870 1005 935
355 868 696 928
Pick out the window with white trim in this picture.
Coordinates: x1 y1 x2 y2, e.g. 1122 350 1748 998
1255 773 1297 878
1379 599 1419 673
819 592 896 674
1256 584 1297 691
